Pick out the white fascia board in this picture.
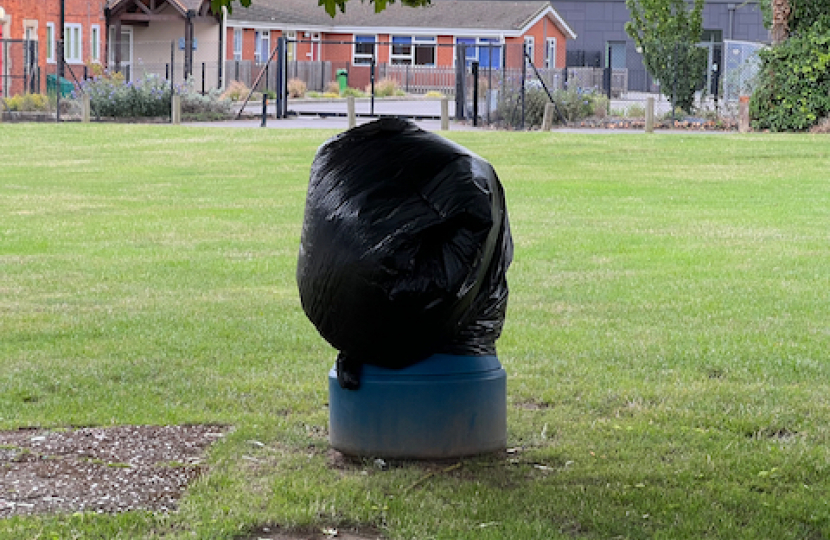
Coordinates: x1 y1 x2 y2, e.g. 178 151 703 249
226 20 513 39
522 7 577 40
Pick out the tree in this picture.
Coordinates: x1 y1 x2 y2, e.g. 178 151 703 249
624 0 707 114
750 0 830 131
209 0 431 17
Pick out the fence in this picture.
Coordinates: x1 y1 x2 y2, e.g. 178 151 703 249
1 39 40 97
232 37 768 128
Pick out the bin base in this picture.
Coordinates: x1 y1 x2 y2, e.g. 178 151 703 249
328 354 506 459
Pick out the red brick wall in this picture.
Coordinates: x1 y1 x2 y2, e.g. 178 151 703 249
2 0 107 95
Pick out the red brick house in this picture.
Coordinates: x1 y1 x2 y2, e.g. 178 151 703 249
225 0 576 91
0 0 106 96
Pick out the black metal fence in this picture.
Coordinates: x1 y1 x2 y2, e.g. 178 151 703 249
0 39 40 97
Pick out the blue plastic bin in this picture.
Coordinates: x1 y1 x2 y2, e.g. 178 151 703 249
328 354 507 459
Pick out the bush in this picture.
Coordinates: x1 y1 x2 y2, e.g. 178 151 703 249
342 87 366 98
370 78 402 97
2 93 52 112
77 71 232 119
178 78 233 118
626 103 646 118
79 71 171 117
288 78 307 98
221 80 250 101
325 81 340 95
495 87 609 128
750 20 830 132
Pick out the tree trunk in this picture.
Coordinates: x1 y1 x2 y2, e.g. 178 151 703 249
771 0 791 45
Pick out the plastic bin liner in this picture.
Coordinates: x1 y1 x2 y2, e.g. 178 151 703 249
297 118 512 388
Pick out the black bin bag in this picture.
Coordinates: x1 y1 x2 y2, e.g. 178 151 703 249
297 118 512 389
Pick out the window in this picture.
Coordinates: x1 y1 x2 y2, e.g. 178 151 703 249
607 41 626 69
545 38 557 69
477 38 500 69
64 23 82 63
255 30 270 63
46 23 55 63
90 25 101 62
353 35 375 65
286 30 296 62
524 36 534 65
390 36 435 65
456 37 501 68
233 29 242 61
456 37 476 67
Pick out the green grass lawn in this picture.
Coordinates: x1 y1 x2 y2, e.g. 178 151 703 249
1 124 829 539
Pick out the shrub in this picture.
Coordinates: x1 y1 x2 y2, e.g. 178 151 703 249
178 78 233 118
342 87 366 98
370 78 401 97
494 87 609 128
221 80 250 102
424 91 445 99
288 78 307 98
750 20 830 132
77 71 231 119
325 81 340 95
79 71 171 117
626 103 646 118
2 93 52 112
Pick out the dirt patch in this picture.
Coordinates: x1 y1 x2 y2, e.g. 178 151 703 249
239 525 385 540
0 424 228 517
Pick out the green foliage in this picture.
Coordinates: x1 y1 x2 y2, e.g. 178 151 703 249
2 93 51 112
79 71 172 117
758 0 830 33
750 20 830 131
495 87 608 127
78 71 231 118
370 77 402 97
625 0 707 113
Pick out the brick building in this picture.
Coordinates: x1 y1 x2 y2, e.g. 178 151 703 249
0 0 107 96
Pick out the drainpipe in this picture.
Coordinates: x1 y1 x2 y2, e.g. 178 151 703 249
728 3 735 40
221 6 227 90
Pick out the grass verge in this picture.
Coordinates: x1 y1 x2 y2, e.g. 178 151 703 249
1 124 829 539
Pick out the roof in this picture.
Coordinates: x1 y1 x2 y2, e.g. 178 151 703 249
227 0 577 39
107 0 207 15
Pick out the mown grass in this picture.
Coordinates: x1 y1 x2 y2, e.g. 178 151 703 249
1 124 829 539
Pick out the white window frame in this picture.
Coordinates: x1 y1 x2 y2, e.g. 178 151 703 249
477 37 501 69
108 25 133 81
46 22 56 63
286 30 296 62
390 36 412 64
524 36 534 65
390 35 436 66
233 28 242 61
455 37 477 67
64 23 83 64
353 34 376 66
545 37 557 69
90 24 101 63
254 30 270 64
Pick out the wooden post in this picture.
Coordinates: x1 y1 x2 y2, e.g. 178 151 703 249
171 95 181 124
347 96 356 129
82 94 91 123
541 103 554 131
441 97 449 131
645 96 655 133
739 95 750 133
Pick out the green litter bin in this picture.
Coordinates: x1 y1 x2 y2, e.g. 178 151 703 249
47 74 74 98
336 69 348 95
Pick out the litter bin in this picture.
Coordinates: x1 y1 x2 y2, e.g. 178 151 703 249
47 74 74 98
336 69 348 94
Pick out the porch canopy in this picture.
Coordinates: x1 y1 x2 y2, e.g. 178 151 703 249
105 0 219 78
